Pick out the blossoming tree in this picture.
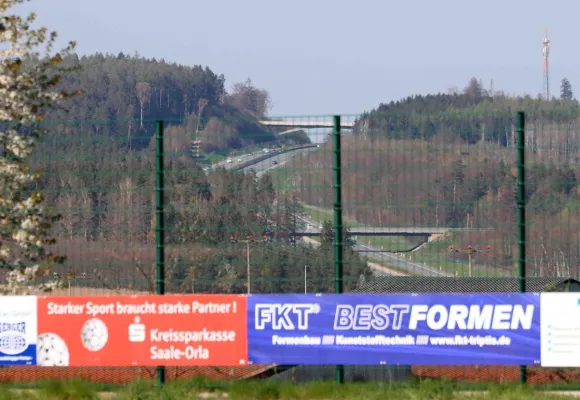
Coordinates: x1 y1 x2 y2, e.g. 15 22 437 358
0 0 78 293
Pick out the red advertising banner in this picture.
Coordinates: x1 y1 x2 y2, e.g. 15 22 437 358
36 295 247 367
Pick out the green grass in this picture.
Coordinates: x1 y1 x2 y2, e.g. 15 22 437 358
1 378 578 399
0 379 103 399
409 232 512 278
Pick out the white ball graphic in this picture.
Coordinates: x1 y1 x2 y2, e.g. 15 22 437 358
80 318 108 352
0 332 28 355
37 333 70 366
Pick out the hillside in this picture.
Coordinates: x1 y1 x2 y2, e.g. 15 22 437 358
355 80 580 163
282 87 580 278
48 53 294 155
9 53 355 295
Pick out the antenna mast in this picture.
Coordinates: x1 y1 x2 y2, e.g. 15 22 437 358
543 28 550 100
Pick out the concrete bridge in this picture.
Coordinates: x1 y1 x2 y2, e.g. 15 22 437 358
295 226 492 243
259 120 355 130
295 226 448 238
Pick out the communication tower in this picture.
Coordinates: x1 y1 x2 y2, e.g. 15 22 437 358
543 28 550 99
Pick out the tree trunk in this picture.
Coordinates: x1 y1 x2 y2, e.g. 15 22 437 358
128 120 132 149
453 181 457 212
435 189 440 227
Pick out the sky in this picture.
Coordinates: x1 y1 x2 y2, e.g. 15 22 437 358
15 0 580 116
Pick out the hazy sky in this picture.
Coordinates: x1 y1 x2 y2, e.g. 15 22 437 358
16 0 580 116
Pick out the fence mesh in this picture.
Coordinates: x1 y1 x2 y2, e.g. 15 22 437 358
1 110 580 386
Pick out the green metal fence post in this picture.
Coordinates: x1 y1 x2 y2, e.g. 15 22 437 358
333 115 344 384
155 120 166 385
517 111 527 384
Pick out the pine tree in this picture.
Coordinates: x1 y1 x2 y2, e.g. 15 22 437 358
560 78 573 100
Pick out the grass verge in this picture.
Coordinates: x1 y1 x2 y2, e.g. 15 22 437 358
410 232 512 278
1 378 579 399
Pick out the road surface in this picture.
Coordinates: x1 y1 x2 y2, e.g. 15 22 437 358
211 151 264 170
354 243 449 277
301 237 408 277
242 147 318 177
210 146 318 174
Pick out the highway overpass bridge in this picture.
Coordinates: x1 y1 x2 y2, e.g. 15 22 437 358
295 227 491 241
295 226 448 239
259 120 355 130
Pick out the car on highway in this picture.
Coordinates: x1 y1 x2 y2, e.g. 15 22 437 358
272 160 278 165
226 158 232 163
237 159 242 163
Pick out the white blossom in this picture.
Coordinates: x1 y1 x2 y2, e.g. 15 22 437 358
0 0 78 295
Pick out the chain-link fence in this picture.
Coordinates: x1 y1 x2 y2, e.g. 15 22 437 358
2 110 580 387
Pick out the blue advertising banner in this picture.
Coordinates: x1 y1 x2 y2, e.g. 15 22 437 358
0 296 37 366
247 294 541 366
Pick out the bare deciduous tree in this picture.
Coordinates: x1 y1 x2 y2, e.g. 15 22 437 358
225 78 271 118
136 82 151 127
196 98 208 134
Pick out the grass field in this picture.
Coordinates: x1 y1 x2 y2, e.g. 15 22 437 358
409 232 512 278
2 378 580 399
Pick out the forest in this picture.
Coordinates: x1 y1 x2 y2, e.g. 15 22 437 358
287 78 580 278
48 53 309 155
355 78 580 161
27 69 580 291
24 53 365 294
36 140 370 294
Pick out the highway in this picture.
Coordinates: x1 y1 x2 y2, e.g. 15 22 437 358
354 243 449 277
241 147 318 177
211 151 263 170
301 237 408 277
210 146 319 174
